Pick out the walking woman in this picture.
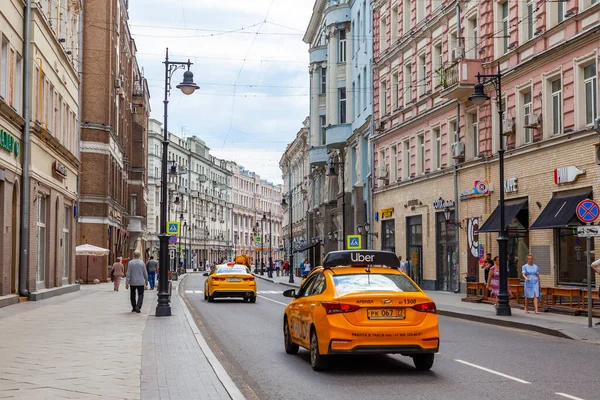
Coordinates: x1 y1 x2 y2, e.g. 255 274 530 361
522 255 540 314
486 256 501 309
110 257 125 291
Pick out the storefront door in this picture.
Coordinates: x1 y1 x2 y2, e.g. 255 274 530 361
436 212 457 291
381 219 395 253
407 215 423 285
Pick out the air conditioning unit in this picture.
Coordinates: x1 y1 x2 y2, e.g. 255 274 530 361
502 119 515 136
376 166 388 180
114 78 122 89
524 113 539 128
451 47 465 61
451 141 465 159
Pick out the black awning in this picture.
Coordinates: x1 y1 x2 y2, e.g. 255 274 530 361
530 188 592 230
479 198 528 233
293 242 319 254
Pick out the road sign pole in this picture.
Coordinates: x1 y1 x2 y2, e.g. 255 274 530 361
587 223 593 328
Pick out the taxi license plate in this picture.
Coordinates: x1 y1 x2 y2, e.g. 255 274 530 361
227 278 241 282
367 308 405 320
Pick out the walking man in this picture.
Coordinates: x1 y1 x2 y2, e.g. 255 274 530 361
126 250 148 313
146 256 158 290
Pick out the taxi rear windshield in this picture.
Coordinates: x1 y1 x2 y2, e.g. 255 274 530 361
216 267 247 275
333 274 419 295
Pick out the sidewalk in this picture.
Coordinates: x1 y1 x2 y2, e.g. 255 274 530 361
0 276 243 400
254 274 600 344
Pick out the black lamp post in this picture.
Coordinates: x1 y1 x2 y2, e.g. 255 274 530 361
281 192 294 284
263 213 273 278
156 48 199 317
327 152 346 250
468 63 511 317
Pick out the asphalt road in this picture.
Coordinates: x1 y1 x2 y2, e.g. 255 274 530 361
182 274 598 400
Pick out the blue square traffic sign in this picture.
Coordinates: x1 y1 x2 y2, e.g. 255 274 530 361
167 221 180 235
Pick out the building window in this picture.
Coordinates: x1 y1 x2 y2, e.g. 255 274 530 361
320 67 327 95
502 2 509 54
363 66 367 109
417 134 425 175
417 54 426 97
467 15 478 59
37 195 47 285
357 74 361 112
526 0 535 42
63 207 71 282
466 111 479 159
433 128 441 170
15 53 22 114
449 119 458 144
0 36 8 99
381 219 396 253
403 139 411 179
379 81 387 116
339 88 347 123
339 30 347 63
391 5 399 43
417 0 425 23
391 145 398 182
403 0 411 35
584 63 597 125
551 78 562 135
403 62 412 104
131 195 137 216
379 16 387 53
523 90 533 143
391 72 399 109
433 44 442 87
320 115 327 145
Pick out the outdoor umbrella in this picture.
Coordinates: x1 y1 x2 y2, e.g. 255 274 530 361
76 244 109 283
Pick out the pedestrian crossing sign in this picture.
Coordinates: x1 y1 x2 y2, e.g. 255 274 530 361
255 236 261 243
347 235 362 250
167 221 180 235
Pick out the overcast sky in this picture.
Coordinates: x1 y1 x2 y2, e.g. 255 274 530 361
129 0 314 184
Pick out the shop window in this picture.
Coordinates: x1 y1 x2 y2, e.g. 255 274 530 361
557 229 595 285
381 219 395 253
63 207 71 282
37 195 47 286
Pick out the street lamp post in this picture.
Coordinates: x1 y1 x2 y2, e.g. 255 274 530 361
468 62 511 317
263 213 273 278
281 188 295 284
156 48 199 317
328 152 346 250
260 221 264 275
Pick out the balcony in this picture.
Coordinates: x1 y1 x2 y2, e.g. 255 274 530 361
438 60 484 102
309 146 328 166
325 123 352 149
128 216 145 233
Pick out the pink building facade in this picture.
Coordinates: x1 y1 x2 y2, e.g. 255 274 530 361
372 0 600 291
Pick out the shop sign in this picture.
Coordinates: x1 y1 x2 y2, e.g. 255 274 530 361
554 166 584 185
433 198 455 210
504 177 518 193
53 160 67 178
0 129 20 157
380 207 394 218
460 180 493 201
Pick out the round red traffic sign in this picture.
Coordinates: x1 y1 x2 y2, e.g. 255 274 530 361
576 199 600 223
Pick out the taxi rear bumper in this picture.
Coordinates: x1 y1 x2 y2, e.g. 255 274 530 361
327 343 438 355
211 290 256 299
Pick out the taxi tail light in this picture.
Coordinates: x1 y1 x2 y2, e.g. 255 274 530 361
322 302 361 314
242 277 254 281
212 277 226 281
413 302 437 313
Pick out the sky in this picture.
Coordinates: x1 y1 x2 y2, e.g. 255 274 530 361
128 0 315 184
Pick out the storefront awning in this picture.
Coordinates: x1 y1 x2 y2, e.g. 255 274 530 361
479 198 528 233
293 242 319 254
530 188 592 230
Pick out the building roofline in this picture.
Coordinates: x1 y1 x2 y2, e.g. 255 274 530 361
303 0 326 44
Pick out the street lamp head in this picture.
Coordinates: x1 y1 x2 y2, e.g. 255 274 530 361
174 196 180 205
176 70 199 96
169 164 178 177
469 81 490 106
281 198 287 207
364 222 370 233
334 231 339 240
357 225 363 234
444 206 452 222
328 232 333 240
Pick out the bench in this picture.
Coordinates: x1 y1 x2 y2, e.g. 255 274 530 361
467 282 487 298
547 287 582 308
580 289 599 309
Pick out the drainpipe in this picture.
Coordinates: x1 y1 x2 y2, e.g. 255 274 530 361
368 116 375 250
454 102 461 293
75 1 84 283
18 0 33 297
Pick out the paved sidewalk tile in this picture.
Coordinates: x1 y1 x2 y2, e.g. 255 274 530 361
0 282 148 399
141 280 231 400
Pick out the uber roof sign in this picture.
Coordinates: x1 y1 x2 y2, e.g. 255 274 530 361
322 250 400 269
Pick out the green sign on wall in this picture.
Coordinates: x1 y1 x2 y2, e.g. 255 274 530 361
0 129 20 157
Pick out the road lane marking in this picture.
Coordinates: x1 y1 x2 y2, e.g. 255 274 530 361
194 290 203 294
185 290 194 294
556 393 585 400
455 360 530 384
257 295 288 306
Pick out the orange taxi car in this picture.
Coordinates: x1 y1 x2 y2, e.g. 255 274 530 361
204 262 257 303
282 250 439 371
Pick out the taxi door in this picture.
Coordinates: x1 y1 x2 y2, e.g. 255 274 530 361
290 274 318 346
296 273 326 348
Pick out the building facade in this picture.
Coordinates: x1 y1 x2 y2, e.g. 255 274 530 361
0 0 81 305
79 0 150 282
231 164 283 268
372 0 600 291
280 118 310 272
302 0 374 267
146 119 234 269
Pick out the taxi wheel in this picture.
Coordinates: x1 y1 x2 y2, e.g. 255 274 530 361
310 329 328 371
207 293 215 303
283 317 299 355
249 296 256 304
204 289 208 300
413 354 435 371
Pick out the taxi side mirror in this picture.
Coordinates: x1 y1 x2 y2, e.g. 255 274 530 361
282 289 296 298
203 272 209 277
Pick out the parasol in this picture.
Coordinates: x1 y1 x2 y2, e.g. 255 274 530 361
76 244 109 283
